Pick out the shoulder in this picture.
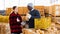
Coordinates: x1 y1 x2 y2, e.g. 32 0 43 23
33 9 39 12
34 9 39 11
9 12 14 16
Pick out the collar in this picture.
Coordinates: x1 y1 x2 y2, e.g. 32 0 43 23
31 9 34 11
28 9 34 13
12 11 18 15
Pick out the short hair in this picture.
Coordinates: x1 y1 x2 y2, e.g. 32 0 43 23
13 6 17 10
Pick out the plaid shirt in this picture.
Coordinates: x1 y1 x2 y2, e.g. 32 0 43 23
9 12 22 33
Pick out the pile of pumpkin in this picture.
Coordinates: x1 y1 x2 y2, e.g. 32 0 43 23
0 15 9 23
35 17 51 29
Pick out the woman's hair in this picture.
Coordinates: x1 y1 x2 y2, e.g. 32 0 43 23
13 6 17 10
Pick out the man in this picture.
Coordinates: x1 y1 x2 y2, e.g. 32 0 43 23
26 3 41 28
9 6 22 34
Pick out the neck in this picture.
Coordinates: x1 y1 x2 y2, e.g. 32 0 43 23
14 11 17 14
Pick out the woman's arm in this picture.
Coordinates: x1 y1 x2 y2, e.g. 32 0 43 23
18 14 22 23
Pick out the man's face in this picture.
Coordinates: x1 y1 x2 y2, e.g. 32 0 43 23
14 7 18 13
27 6 32 11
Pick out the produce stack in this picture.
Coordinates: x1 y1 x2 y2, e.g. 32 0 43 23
0 15 9 23
35 17 51 29
44 23 58 34
0 23 11 34
22 28 44 34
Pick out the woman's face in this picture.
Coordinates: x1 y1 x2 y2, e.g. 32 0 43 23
14 7 18 13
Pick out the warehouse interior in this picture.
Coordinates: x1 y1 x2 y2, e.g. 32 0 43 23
0 0 60 34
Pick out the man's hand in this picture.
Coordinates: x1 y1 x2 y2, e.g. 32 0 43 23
26 13 31 19
26 13 31 21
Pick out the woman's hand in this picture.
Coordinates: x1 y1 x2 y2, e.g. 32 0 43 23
17 18 20 22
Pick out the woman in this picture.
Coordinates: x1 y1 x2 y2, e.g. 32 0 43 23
9 6 22 34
